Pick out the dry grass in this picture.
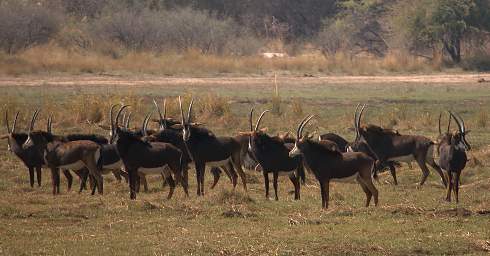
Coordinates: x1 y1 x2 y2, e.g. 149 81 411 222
0 45 448 77
1 77 490 255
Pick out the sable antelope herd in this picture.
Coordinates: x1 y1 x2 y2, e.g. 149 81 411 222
1 98 473 208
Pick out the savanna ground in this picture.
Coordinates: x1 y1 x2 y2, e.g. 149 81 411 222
1 74 490 255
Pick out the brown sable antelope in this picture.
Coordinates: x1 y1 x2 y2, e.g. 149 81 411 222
1 110 84 189
113 105 188 200
23 116 104 195
289 115 378 209
1 110 43 187
438 111 470 203
178 97 248 196
247 109 304 201
318 133 350 152
355 104 447 187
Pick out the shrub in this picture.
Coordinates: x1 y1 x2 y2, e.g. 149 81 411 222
462 53 490 71
163 8 238 54
93 9 164 51
93 7 240 54
0 2 61 54
61 0 107 19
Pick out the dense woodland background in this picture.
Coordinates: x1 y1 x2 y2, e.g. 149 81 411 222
1 0 490 73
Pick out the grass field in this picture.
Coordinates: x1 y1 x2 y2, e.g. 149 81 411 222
1 74 490 255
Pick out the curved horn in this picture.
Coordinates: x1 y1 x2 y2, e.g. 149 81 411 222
109 104 119 133
29 109 40 133
299 115 315 139
249 108 254 132
114 105 129 127
254 110 270 132
178 96 185 125
448 111 463 134
354 104 361 140
447 112 451 133
163 99 167 120
438 112 442 135
12 111 19 134
296 114 311 139
125 112 132 128
187 98 194 123
116 106 128 127
47 114 53 133
153 98 165 129
357 104 366 132
453 112 466 133
142 111 154 136
5 111 10 134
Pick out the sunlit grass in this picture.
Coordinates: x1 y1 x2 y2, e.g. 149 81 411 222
1 78 490 254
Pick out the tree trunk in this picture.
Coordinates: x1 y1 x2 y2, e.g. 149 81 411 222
444 37 461 63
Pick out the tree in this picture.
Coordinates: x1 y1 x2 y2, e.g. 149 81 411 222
393 0 489 63
316 0 390 56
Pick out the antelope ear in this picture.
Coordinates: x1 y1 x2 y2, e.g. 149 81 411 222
0 134 8 139
239 131 253 136
190 122 204 126
307 133 314 140
259 127 268 132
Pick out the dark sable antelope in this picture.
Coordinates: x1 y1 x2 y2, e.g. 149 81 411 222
247 109 304 201
75 105 131 193
1 110 43 187
318 133 350 152
178 97 248 196
146 100 244 189
2 110 83 189
113 105 188 200
22 117 104 195
438 111 470 203
289 115 378 209
147 99 227 191
354 104 447 187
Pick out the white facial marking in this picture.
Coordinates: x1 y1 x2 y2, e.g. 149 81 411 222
289 143 301 157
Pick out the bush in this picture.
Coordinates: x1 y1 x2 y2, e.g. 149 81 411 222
93 9 164 51
462 53 490 71
0 2 61 54
164 8 238 54
93 7 240 54
61 0 107 19
225 34 265 56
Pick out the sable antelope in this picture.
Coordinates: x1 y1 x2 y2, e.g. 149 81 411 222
75 105 132 193
1 110 43 187
113 105 188 200
438 111 470 203
178 97 248 196
2 110 86 190
146 99 230 191
319 133 349 152
247 109 304 201
319 131 401 180
289 115 378 209
354 104 447 187
23 115 104 195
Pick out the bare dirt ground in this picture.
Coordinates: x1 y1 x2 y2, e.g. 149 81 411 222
1 73 490 88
